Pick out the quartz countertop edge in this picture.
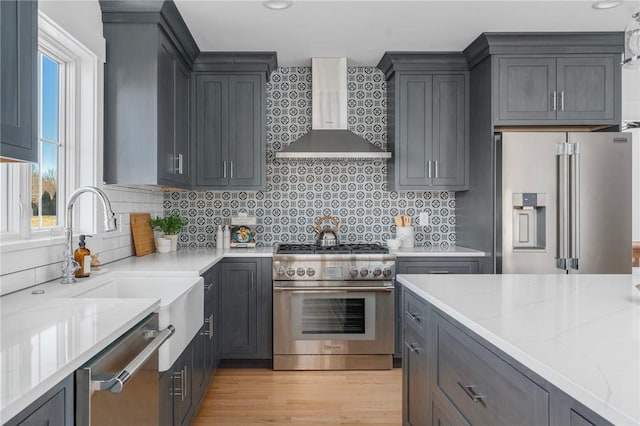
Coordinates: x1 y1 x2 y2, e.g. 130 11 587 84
396 274 640 426
1 297 159 423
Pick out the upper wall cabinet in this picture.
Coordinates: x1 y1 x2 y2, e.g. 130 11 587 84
192 53 276 190
464 33 623 126
497 55 617 123
100 1 199 189
1 0 37 162
378 53 469 191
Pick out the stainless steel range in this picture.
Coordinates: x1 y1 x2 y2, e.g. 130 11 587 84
272 243 395 370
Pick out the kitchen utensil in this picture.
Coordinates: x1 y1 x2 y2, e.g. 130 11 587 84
130 213 155 256
394 216 403 227
396 226 415 248
402 215 411 227
314 214 339 246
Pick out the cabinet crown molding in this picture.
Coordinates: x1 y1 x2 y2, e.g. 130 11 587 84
193 52 278 80
377 52 468 80
464 32 624 69
100 0 200 66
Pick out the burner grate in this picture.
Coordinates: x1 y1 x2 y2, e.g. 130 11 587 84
276 243 388 254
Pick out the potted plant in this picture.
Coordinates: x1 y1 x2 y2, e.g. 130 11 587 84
149 214 187 252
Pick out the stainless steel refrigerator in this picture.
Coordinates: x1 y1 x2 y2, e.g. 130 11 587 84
497 132 632 274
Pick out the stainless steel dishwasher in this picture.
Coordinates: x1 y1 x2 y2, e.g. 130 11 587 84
76 313 174 425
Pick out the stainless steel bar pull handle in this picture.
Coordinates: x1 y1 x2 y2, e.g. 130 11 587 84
92 325 175 393
405 341 422 354
407 312 422 323
552 91 557 111
223 161 227 178
427 160 432 179
569 142 580 270
560 91 565 111
274 286 394 293
230 161 234 178
555 143 569 270
458 382 487 406
434 160 439 178
177 154 183 174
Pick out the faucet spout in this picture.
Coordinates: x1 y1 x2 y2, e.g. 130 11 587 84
61 186 117 284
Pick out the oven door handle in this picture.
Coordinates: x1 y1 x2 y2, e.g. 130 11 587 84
274 286 394 292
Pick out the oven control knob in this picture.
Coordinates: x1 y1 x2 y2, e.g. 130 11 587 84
383 268 392 278
306 268 316 277
276 267 286 276
372 268 382 277
296 267 306 277
286 268 296 277
359 268 369 277
349 268 359 278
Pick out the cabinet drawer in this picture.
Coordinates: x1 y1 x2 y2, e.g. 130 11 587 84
432 389 470 426
436 316 549 426
401 260 479 275
404 289 428 338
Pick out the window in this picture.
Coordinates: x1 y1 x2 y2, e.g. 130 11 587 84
32 51 65 230
0 11 98 243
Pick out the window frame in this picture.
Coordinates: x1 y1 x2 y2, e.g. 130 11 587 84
0 11 99 247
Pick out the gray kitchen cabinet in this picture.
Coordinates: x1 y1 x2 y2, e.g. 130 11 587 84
194 264 220 406
160 335 195 426
395 257 480 360
100 1 198 188
402 289 431 426
1 0 37 162
4 375 73 426
497 55 617 124
377 53 469 191
219 258 272 359
400 286 614 426
194 73 265 189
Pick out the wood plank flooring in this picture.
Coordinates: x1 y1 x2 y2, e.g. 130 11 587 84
193 368 402 425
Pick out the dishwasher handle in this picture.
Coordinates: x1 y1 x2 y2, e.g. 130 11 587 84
92 325 174 393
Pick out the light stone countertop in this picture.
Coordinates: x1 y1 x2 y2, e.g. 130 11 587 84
0 296 158 423
396 273 640 426
391 246 486 257
0 244 485 423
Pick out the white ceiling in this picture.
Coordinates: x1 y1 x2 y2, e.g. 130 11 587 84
174 0 640 66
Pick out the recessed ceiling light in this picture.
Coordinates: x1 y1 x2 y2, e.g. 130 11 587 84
592 0 623 10
263 0 293 10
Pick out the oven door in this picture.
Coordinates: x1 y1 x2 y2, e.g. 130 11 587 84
273 281 394 355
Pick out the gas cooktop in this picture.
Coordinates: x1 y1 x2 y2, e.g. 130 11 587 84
275 243 389 255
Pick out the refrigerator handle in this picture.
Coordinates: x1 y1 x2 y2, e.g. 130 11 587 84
569 143 580 270
555 143 569 270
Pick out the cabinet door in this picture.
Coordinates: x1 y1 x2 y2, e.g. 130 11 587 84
432 74 466 188
228 74 263 188
157 37 177 184
172 59 190 185
219 261 258 357
1 0 37 162
394 281 403 359
398 74 433 188
556 56 615 121
403 326 429 426
195 75 229 186
173 343 194 426
498 57 557 121
5 376 73 426
193 324 206 406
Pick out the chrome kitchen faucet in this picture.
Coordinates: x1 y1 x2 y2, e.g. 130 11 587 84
60 186 117 284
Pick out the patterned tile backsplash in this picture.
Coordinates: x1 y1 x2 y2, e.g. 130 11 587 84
165 66 456 249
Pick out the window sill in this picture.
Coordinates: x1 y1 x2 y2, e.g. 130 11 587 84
0 235 66 254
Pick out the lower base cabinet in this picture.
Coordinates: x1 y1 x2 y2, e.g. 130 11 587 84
219 258 272 360
401 287 614 426
4 375 73 426
160 336 195 426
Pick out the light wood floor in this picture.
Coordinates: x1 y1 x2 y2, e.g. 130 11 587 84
193 368 402 425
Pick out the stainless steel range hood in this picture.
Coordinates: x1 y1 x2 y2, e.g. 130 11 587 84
275 58 391 160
